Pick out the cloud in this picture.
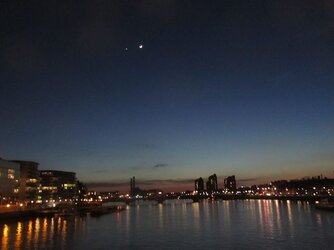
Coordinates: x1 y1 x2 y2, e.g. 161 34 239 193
141 178 193 185
86 181 129 190
85 178 194 191
131 166 145 170
91 169 109 174
237 178 260 183
153 163 167 168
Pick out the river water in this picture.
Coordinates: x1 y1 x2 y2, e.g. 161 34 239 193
0 200 333 249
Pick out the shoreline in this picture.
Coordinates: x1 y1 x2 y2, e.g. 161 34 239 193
0 204 125 221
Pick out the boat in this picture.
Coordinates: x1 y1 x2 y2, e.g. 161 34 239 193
315 199 334 211
58 207 77 217
90 206 110 217
90 205 125 217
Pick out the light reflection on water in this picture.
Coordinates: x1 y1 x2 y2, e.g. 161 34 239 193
0 215 87 250
14 222 21 249
1 200 334 249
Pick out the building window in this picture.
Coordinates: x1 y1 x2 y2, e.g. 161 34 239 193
27 178 38 183
42 186 57 190
8 169 15 179
63 184 76 189
41 172 52 176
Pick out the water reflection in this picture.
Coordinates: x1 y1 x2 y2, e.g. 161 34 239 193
2 224 8 250
27 220 32 247
0 200 333 249
15 222 22 249
41 218 47 248
34 218 40 245
0 216 87 250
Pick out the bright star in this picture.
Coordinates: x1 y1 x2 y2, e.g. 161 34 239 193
139 44 143 49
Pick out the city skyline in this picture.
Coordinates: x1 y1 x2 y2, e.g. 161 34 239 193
1 1 334 192
1 154 332 193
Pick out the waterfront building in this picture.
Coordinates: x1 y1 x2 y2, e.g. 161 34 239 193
77 180 88 202
271 176 334 196
40 170 77 204
224 175 236 192
100 191 120 201
130 176 136 195
206 174 218 192
11 160 40 204
0 158 20 204
195 177 204 192
146 189 163 197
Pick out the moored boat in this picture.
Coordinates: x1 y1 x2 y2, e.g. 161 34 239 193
90 206 110 217
315 199 334 211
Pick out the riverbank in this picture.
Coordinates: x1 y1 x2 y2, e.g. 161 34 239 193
0 204 125 221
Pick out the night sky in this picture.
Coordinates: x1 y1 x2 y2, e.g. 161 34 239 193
1 1 334 192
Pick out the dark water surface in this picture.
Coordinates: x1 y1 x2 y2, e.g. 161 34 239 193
1 200 333 249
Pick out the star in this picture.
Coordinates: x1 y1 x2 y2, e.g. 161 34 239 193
139 44 143 49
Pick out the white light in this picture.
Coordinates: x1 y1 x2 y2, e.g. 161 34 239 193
139 44 143 49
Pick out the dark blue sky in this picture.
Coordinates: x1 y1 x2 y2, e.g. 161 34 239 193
1 1 334 191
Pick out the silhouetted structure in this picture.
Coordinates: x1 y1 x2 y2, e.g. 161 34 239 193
272 176 334 195
130 176 136 195
195 177 204 192
206 174 218 192
11 160 40 204
224 175 236 191
77 180 88 202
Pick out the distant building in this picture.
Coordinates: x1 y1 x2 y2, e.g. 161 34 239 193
195 177 204 192
145 189 163 197
224 175 236 191
272 176 334 196
40 170 77 203
99 191 120 201
130 176 136 195
0 158 20 204
11 160 40 204
206 174 218 192
77 180 88 202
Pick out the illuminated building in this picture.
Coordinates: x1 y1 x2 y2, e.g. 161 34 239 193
195 177 204 192
0 158 20 204
40 170 77 203
272 176 334 196
11 160 40 204
224 175 236 191
99 191 120 201
206 174 218 192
